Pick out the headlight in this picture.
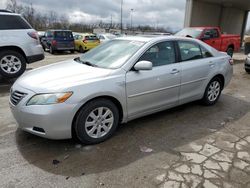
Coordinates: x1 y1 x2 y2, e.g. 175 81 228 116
26 92 73 106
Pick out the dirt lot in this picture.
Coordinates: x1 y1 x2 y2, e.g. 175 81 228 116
0 52 250 188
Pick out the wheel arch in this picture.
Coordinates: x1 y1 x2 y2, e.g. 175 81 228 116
227 44 234 50
0 46 27 62
211 74 225 89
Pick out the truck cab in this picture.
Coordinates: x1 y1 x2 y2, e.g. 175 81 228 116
176 27 241 57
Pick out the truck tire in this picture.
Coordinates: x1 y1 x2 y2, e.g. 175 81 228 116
226 47 234 57
0 50 26 78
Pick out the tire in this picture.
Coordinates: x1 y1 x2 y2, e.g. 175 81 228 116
70 50 75 54
49 46 55 54
202 77 222 106
74 99 119 144
245 69 250 74
0 50 26 78
79 46 84 53
226 47 234 57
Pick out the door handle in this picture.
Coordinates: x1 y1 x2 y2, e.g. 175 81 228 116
171 69 180 74
209 61 215 67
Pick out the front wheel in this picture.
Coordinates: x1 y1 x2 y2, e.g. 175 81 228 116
0 50 26 78
74 99 119 144
202 77 222 106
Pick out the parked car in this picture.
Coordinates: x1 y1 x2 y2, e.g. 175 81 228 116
74 33 100 53
245 54 250 73
97 33 116 43
37 31 45 43
175 27 241 57
0 10 44 78
10 36 233 144
41 30 75 54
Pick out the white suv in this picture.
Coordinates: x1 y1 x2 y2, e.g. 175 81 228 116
0 10 44 78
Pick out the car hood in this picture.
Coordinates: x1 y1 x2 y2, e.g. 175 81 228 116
15 59 113 93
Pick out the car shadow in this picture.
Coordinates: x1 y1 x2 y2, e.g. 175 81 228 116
15 94 250 177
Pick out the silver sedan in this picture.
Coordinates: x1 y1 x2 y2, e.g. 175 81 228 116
9 36 233 144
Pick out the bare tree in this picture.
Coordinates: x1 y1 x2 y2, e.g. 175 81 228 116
6 0 23 13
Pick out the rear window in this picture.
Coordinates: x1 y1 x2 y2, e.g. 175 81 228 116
54 31 73 39
0 15 32 30
85 35 99 40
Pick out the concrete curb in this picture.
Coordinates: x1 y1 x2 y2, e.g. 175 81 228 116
233 59 245 65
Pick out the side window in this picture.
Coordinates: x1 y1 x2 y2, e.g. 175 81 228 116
204 29 219 39
200 46 213 58
139 41 176 67
211 29 219 38
99 35 105 40
0 15 32 30
46 31 52 37
178 41 203 61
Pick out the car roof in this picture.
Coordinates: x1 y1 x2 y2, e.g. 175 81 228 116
115 35 200 43
47 30 72 32
0 11 20 16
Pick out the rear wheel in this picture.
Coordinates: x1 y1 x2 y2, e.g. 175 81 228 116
49 46 55 54
226 47 234 57
202 77 222 106
74 99 119 144
79 46 84 53
0 50 26 78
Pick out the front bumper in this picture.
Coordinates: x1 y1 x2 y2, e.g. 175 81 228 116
27 53 44 64
9 85 77 140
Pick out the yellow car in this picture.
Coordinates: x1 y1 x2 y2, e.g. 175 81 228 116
74 33 100 53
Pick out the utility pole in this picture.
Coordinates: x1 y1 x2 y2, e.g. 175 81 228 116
130 8 134 33
120 0 123 34
110 14 113 29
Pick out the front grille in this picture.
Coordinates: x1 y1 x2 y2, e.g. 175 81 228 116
10 90 27 106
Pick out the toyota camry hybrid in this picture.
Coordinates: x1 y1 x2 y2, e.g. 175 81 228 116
9 36 233 144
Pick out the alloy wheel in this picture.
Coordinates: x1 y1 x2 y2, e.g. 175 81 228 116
85 107 114 139
0 55 22 74
207 80 220 102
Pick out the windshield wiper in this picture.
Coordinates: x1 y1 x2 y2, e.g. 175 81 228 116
74 57 97 67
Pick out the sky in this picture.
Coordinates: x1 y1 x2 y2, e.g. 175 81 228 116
0 0 249 32
0 0 186 31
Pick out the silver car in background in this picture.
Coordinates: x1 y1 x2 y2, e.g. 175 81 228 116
9 36 233 144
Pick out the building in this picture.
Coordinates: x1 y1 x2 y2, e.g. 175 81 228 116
184 0 250 40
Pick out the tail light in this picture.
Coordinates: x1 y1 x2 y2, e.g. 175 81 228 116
27 31 38 40
229 58 233 65
52 40 57 46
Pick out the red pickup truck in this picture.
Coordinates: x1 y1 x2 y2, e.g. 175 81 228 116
175 27 241 57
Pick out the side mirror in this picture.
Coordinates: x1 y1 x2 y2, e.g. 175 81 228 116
134 61 152 71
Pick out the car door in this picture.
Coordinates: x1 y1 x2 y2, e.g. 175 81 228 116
126 41 181 119
177 40 214 104
203 29 221 50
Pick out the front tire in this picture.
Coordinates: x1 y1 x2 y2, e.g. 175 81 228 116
202 77 222 106
0 50 26 78
74 99 119 144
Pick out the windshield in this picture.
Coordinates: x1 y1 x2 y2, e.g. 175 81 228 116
106 34 116 40
78 39 145 69
175 28 203 38
55 31 73 39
